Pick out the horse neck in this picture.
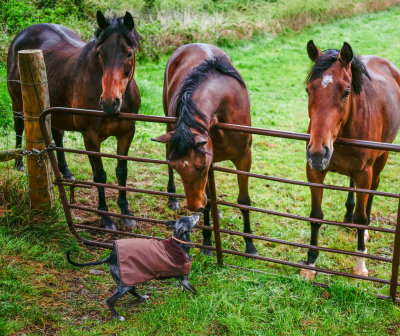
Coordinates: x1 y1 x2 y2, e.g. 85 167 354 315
76 40 102 76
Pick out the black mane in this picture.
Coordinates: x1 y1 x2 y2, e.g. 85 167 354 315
306 49 370 94
170 55 246 160
94 16 140 49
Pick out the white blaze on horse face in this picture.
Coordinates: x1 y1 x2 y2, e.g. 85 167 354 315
321 74 334 88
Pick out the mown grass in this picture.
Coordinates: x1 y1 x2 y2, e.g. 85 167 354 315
2 5 400 336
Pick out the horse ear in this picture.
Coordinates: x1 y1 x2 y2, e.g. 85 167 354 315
339 42 353 66
124 12 135 30
307 40 322 62
96 10 109 30
151 132 174 143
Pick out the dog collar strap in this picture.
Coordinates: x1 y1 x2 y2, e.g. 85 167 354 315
171 236 193 246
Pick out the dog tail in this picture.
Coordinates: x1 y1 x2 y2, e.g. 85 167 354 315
66 251 111 267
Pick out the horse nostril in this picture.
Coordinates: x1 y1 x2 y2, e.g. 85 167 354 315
323 146 330 158
99 96 104 108
113 98 120 109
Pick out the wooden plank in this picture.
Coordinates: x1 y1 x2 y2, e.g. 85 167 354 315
0 148 24 162
18 49 55 209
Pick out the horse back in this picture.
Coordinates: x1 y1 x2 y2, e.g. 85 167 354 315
360 56 400 142
163 43 228 117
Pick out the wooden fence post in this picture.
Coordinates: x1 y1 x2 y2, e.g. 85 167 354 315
18 49 55 209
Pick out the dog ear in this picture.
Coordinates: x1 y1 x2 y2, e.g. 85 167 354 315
165 220 176 227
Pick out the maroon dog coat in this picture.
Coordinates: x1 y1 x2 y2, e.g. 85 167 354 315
115 238 192 286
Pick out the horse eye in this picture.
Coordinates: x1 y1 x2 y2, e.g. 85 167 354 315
127 51 133 59
342 87 351 99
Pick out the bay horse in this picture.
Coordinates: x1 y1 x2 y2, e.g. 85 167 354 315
7 11 141 230
153 43 258 255
301 40 400 279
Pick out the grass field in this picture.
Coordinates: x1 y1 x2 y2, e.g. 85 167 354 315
2 5 400 336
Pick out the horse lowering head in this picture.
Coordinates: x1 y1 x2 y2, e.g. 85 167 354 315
305 40 368 170
153 128 213 212
95 11 140 114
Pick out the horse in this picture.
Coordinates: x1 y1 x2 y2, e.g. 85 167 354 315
152 43 258 255
7 11 141 230
301 40 400 279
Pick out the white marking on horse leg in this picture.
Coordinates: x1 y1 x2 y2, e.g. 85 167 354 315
353 248 368 276
300 263 316 280
321 74 333 88
364 229 370 242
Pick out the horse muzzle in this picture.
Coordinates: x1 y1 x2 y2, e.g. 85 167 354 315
99 96 121 114
307 145 331 171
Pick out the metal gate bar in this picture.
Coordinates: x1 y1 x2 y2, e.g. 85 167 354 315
38 107 400 302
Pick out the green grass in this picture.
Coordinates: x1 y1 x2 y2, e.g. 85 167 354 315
2 5 400 336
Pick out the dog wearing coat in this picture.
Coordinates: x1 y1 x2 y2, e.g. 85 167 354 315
67 213 199 321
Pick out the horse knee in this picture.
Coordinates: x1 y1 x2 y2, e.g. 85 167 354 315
94 170 107 184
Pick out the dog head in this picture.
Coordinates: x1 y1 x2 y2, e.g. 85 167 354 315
165 213 200 242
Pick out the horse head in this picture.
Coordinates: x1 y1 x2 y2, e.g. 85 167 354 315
95 11 140 114
305 40 366 170
153 130 213 211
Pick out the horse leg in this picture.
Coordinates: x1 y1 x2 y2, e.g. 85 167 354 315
84 136 116 230
344 179 355 223
12 101 24 171
364 153 388 243
201 186 214 256
300 166 327 280
233 150 258 255
352 167 373 277
166 142 179 210
116 134 136 228
51 129 74 179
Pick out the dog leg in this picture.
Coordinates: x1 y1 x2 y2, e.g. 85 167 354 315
129 287 149 301
178 276 197 294
106 285 132 321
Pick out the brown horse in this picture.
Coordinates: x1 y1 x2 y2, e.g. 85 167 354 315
7 11 141 230
301 40 400 279
153 43 258 255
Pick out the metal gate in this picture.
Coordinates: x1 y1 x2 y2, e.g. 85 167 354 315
39 107 400 303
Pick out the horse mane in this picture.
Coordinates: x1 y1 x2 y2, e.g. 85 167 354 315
170 55 246 160
94 16 140 49
306 49 370 94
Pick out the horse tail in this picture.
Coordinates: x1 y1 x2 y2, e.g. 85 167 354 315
171 55 246 160
66 251 111 267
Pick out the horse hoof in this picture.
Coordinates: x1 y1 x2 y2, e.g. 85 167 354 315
201 248 214 256
14 163 25 172
353 269 368 278
100 217 116 231
245 250 259 256
168 201 180 211
63 172 75 181
245 244 258 256
120 217 137 229
300 268 316 280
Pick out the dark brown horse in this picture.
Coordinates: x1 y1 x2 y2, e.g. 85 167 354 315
301 40 400 279
7 11 141 230
153 43 257 255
